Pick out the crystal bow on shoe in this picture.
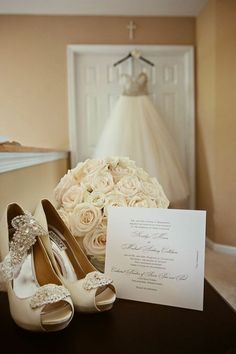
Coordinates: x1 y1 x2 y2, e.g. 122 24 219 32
0 213 46 284
83 271 113 291
30 284 70 309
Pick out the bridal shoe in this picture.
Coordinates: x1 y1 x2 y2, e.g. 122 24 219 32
0 204 74 332
34 199 116 313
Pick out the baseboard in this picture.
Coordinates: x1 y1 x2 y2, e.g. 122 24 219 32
206 237 236 255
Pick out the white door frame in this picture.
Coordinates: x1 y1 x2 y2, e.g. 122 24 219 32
67 44 195 208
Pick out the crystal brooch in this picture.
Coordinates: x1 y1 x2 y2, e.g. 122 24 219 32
83 271 112 290
0 213 46 284
30 284 70 309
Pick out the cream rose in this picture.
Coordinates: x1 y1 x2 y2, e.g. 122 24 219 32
83 171 114 194
109 158 136 183
141 178 169 208
106 156 136 172
135 167 150 181
83 159 107 174
83 224 106 256
79 174 94 192
70 202 102 236
54 171 77 206
73 159 108 184
71 162 84 183
62 185 86 210
79 159 107 176
104 192 127 216
105 156 120 168
116 175 141 196
84 191 106 209
141 178 161 199
127 193 157 208
111 166 136 184
118 157 136 168
155 195 170 208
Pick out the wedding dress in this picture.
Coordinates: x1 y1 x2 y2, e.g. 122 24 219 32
93 72 189 208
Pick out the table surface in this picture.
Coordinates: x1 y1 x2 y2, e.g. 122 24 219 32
1 280 236 354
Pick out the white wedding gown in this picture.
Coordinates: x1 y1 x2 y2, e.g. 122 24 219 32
93 72 189 207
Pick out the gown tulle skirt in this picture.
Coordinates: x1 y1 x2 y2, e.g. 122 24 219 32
93 95 189 207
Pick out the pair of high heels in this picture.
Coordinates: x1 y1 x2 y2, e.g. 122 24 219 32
0 199 116 332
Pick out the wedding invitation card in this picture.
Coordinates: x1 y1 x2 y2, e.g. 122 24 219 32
105 207 206 311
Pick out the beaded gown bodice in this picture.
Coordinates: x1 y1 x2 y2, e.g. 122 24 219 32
121 72 148 96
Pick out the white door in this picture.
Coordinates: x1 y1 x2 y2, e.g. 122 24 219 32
67 45 195 207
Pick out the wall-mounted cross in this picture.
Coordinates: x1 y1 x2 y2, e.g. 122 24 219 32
127 21 137 40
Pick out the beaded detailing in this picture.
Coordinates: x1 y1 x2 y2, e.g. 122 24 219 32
0 214 46 284
83 271 112 290
30 284 70 309
121 72 148 96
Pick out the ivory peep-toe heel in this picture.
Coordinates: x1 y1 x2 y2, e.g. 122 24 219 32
0 203 74 332
34 199 116 313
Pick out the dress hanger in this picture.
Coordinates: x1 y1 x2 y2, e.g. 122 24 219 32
113 49 154 67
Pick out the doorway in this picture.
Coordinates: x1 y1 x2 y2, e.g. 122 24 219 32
67 45 195 207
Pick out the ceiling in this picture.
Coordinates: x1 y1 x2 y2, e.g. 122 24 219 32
0 0 208 17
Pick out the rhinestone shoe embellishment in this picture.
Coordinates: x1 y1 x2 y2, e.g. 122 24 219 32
0 213 46 283
30 284 70 309
83 271 112 290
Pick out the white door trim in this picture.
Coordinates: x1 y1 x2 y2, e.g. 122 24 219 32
67 44 195 208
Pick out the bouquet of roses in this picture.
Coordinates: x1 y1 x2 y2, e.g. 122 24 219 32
54 157 169 269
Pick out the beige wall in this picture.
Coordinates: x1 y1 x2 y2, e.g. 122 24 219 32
0 159 68 218
197 0 236 246
1 8 236 247
0 15 195 149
